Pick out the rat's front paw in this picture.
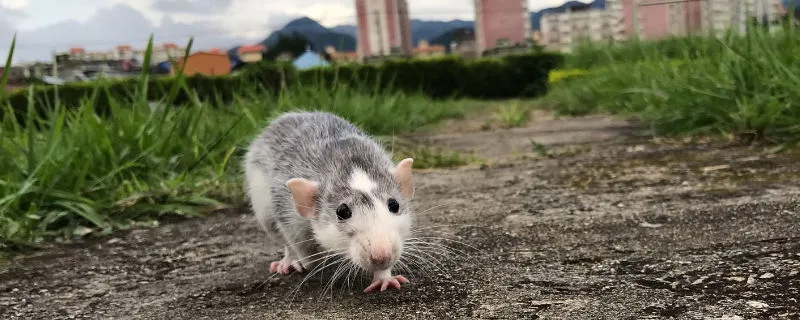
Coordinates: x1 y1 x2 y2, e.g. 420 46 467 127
269 256 303 275
363 270 409 293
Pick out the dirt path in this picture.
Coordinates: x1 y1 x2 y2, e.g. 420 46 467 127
2 110 799 320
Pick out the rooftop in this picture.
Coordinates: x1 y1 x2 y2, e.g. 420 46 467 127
237 44 267 54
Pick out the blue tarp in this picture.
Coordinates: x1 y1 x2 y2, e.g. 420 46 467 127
292 50 329 70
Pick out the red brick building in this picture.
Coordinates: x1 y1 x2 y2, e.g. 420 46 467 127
474 0 531 54
355 0 413 59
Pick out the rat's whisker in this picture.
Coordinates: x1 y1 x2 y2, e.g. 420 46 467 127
290 256 347 300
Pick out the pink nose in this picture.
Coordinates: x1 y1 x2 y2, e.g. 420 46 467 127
369 251 391 266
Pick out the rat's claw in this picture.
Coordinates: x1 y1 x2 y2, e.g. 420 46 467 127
269 257 304 275
363 274 409 293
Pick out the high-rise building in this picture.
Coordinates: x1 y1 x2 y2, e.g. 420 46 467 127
474 0 531 54
355 0 413 59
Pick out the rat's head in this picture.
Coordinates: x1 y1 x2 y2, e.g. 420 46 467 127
285 158 415 273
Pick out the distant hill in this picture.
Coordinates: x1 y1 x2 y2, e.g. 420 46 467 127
530 0 606 30
262 17 357 52
329 19 474 46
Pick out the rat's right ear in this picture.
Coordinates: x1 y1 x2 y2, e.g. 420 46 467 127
391 158 414 200
286 178 320 219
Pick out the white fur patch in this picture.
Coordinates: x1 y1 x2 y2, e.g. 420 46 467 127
244 161 272 231
349 168 377 194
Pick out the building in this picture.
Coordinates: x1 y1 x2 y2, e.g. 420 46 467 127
474 0 531 55
293 48 330 70
541 0 785 52
355 0 413 59
151 43 185 63
173 51 231 76
324 46 359 64
698 0 784 35
541 3 618 52
237 44 267 63
412 40 446 58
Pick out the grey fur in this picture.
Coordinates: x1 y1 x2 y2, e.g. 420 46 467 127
243 111 412 273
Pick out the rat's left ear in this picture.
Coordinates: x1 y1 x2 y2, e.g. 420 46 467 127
391 158 414 200
286 178 320 219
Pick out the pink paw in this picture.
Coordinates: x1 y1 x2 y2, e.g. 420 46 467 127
269 257 303 275
363 273 409 293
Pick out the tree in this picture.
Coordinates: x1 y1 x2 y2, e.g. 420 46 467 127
263 33 312 61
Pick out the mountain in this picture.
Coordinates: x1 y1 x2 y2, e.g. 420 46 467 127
262 17 357 52
530 0 606 30
330 25 357 38
329 19 474 46
409 19 474 45
429 27 475 52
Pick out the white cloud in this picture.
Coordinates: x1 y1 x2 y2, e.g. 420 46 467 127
1 0 28 10
1 3 248 63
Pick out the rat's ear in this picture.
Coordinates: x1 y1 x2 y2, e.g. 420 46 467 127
286 178 320 219
391 158 414 200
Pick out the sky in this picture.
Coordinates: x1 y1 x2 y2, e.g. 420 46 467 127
0 0 569 64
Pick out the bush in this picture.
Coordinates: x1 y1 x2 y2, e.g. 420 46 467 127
0 62 295 122
1 53 563 123
298 53 564 99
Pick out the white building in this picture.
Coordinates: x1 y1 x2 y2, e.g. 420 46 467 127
540 2 621 53
540 0 786 53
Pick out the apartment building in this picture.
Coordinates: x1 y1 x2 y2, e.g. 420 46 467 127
700 0 784 35
542 0 785 52
355 0 413 59
474 0 531 54
540 3 617 52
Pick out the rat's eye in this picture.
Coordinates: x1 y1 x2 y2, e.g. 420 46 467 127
387 198 400 214
336 204 352 220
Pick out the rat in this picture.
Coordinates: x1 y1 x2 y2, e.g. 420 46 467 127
243 111 416 293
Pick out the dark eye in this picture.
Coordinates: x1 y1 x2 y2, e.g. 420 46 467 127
387 198 400 214
336 204 352 220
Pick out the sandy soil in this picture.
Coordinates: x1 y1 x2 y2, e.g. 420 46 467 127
1 110 799 320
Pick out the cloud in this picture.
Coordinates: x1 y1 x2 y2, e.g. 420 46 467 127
151 0 233 14
1 4 249 63
1 0 28 10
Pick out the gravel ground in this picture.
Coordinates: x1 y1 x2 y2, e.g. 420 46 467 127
1 111 799 320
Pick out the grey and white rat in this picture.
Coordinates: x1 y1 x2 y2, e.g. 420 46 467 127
244 111 415 293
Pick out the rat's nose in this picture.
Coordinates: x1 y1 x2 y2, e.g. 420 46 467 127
369 250 392 267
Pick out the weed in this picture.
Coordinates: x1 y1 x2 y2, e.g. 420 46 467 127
494 102 531 128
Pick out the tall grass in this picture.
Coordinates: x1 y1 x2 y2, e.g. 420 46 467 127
544 22 800 143
0 36 470 249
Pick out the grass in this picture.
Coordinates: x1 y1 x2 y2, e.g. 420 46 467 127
493 101 531 128
0 35 476 251
542 21 800 144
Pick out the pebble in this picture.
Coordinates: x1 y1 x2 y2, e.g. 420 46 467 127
691 276 709 285
746 301 769 309
759 272 775 279
746 275 756 284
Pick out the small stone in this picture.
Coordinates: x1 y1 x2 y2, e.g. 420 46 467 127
746 301 769 309
728 277 746 282
746 275 756 284
759 272 775 279
692 276 709 285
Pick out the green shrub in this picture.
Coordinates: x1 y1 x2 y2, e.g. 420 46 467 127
1 53 563 124
0 63 294 122
297 52 564 99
